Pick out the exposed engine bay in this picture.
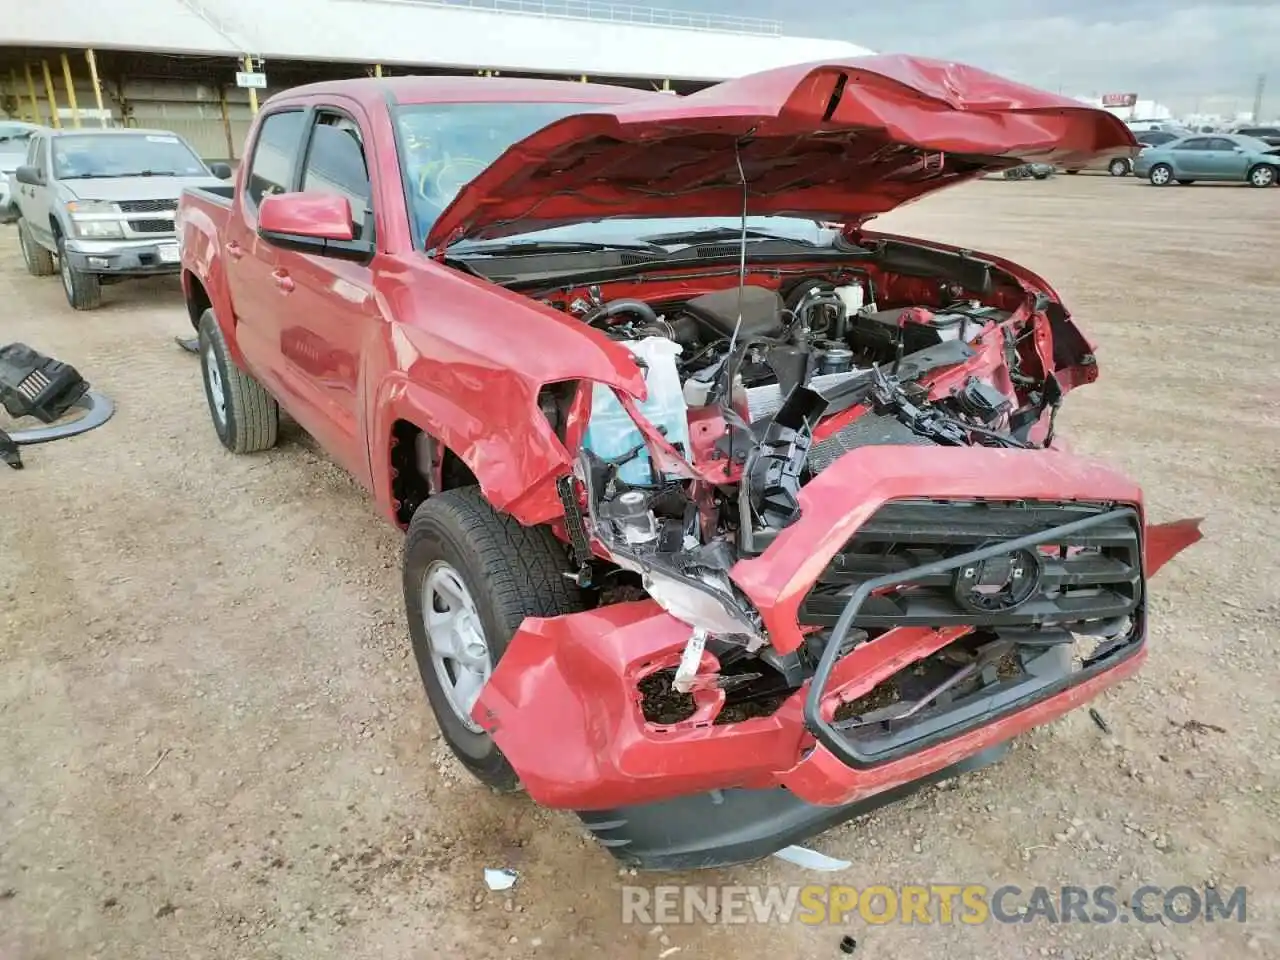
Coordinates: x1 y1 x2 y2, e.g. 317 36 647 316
513 254 1090 715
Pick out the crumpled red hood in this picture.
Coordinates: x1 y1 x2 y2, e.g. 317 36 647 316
426 54 1137 249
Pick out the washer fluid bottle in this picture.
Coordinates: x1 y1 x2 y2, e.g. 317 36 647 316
582 337 691 486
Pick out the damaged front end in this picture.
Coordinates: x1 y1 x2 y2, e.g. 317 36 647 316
469 268 1202 869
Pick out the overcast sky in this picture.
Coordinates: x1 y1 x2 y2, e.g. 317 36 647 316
664 0 1275 116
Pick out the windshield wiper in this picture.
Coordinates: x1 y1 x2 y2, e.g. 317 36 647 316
452 239 668 256
639 226 817 246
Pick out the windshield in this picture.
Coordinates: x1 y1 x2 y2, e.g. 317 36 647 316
393 101 826 251
52 133 207 180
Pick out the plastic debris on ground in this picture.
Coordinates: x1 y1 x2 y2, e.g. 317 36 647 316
483 867 518 891
772 844 852 872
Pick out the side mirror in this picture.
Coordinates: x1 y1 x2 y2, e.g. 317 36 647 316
257 192 372 262
209 161 233 180
14 165 44 186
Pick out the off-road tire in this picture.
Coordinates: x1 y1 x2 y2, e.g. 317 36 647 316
18 219 55 277
403 486 584 791
197 308 279 453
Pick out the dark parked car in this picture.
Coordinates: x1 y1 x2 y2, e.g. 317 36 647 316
1234 126 1280 147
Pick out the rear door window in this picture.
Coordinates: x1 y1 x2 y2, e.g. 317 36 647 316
245 110 307 210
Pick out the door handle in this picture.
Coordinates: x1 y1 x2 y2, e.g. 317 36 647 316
225 240 244 261
272 269 295 293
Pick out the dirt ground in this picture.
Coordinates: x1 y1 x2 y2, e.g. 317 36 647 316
1 175 1277 960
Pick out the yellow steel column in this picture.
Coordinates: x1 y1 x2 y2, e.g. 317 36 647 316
374 63 383 78
8 70 23 121
218 85 235 160
243 55 258 115
85 48 107 126
60 53 81 127
41 60 61 128
24 63 41 124
580 74 588 83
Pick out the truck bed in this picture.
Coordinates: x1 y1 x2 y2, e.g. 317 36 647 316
183 184 234 205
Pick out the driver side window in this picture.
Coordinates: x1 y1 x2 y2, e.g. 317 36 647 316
300 111 373 242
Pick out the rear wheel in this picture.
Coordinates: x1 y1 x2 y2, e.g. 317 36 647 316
57 237 102 310
1148 164 1173 186
403 487 584 791
1247 164 1276 188
197 308 279 453
1065 169 1080 175
18 219 55 277
1177 180 1195 186
1108 158 1130 177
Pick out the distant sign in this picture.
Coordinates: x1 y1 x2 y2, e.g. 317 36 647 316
235 71 267 89
1101 93 1138 108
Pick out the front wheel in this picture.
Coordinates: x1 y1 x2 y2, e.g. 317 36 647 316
18 219 56 276
403 487 584 791
1247 164 1276 188
1108 158 1130 177
57 237 102 310
1148 164 1174 186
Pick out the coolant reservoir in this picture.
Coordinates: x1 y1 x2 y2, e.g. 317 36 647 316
834 282 864 317
583 337 692 486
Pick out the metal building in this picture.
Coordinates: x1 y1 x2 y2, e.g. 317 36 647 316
1 0 873 162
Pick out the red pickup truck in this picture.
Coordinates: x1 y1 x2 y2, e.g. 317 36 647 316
177 56 1201 871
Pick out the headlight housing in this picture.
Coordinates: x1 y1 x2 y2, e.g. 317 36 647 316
67 200 124 239
642 568 764 643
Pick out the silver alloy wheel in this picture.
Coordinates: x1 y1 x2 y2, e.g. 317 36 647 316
1250 165 1275 187
1109 158 1129 176
60 250 72 297
421 561 492 733
203 340 227 427
19 226 32 269
1150 165 1171 185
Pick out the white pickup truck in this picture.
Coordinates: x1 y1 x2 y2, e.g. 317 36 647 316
11 126 231 310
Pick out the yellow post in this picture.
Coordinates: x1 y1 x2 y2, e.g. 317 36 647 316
218 85 235 160
24 63 41 124
85 48 107 126
661 78 671 92
581 74 588 83
41 60 61 128
374 63 382 78
8 70 23 121
60 52 81 127
243 54 258 115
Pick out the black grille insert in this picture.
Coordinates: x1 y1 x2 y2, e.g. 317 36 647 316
118 199 177 214
799 499 1142 630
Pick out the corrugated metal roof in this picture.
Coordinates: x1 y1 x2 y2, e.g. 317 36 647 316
12 0 873 81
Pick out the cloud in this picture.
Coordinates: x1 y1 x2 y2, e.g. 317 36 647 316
671 0 1274 116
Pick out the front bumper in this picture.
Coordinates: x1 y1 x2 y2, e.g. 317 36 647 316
63 236 181 276
473 446 1200 861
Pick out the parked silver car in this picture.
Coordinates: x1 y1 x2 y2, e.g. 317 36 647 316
11 127 231 310
0 120 44 223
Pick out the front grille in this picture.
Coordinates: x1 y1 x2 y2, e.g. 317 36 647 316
798 499 1142 630
127 218 174 234
118 198 177 214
